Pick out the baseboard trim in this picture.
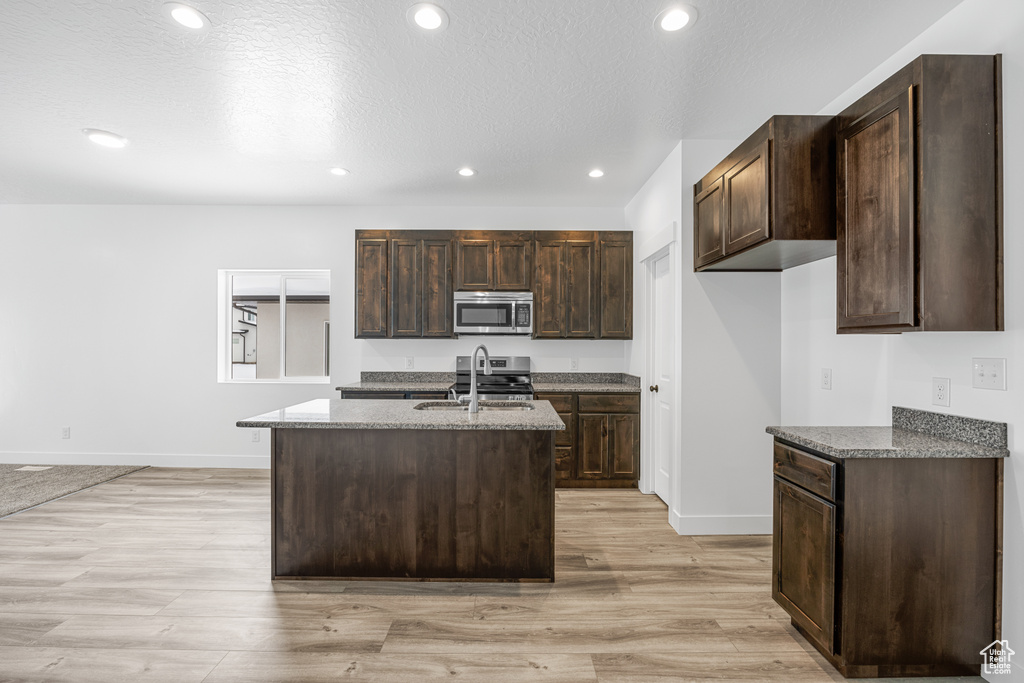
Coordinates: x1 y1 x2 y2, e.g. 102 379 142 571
0 451 270 469
670 513 772 536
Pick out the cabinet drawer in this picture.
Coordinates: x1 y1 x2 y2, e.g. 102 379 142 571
536 392 574 412
773 441 836 501
340 391 407 400
578 393 639 414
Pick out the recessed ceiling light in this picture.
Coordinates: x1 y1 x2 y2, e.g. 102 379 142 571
329 167 349 176
458 167 475 177
408 3 449 31
82 129 128 149
588 169 605 178
656 5 698 32
163 2 210 30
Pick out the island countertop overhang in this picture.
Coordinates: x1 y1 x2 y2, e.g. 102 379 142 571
237 398 566 431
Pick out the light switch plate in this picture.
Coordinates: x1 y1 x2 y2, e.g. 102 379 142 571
932 377 950 407
972 358 1006 390
821 368 832 390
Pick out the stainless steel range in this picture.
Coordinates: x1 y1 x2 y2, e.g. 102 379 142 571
449 355 533 401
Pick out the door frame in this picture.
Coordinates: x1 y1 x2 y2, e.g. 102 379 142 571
638 222 681 505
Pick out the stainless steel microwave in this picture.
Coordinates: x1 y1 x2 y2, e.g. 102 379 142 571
453 291 533 336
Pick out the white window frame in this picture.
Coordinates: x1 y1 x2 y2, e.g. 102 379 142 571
217 269 331 384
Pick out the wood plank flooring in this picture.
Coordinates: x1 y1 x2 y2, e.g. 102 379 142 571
0 468 983 682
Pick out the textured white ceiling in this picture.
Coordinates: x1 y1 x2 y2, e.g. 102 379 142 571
0 0 963 206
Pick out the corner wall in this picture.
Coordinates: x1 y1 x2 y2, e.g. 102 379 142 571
626 140 781 534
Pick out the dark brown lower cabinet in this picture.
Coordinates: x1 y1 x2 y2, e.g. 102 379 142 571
772 439 1002 678
536 392 639 488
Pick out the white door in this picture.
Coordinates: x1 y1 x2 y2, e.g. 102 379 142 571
650 250 674 504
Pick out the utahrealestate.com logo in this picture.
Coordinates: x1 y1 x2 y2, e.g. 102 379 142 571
980 640 1015 675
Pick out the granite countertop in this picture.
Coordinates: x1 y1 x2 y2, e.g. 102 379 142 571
238 398 565 431
767 407 1009 459
337 371 641 394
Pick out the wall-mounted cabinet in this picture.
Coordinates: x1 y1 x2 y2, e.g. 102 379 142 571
355 229 632 340
534 233 598 339
354 230 452 339
836 54 1002 333
693 115 837 272
455 231 532 291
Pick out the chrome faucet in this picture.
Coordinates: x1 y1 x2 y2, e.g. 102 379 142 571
460 344 492 413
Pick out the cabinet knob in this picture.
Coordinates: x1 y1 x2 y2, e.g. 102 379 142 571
649 384 659 392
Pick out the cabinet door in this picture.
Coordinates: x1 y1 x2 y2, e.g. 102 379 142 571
837 88 915 331
455 239 494 290
694 177 725 269
566 240 597 338
495 237 532 290
355 238 388 338
599 236 632 339
422 239 453 337
607 413 640 479
389 239 422 337
534 240 565 338
773 476 836 654
577 413 609 479
724 140 770 255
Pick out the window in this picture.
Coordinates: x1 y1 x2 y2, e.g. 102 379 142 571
218 270 331 383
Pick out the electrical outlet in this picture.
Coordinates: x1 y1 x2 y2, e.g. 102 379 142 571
405 356 415 370
932 377 950 407
821 368 832 391
60 426 71 440
251 430 261 443
972 358 1006 390
570 357 579 371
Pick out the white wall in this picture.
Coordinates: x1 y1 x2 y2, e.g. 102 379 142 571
626 140 782 535
780 0 1024 678
0 204 623 468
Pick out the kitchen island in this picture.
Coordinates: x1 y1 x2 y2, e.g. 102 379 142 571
238 398 564 582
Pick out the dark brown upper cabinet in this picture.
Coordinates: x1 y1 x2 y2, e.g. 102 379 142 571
455 231 532 291
357 229 631 340
354 230 453 339
354 236 388 337
694 115 837 272
534 232 598 339
837 54 1003 333
599 233 633 339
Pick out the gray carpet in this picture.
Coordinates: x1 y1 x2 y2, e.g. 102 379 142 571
0 464 147 517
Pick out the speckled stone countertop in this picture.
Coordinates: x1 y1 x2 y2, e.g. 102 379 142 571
532 372 641 393
337 371 641 394
238 399 565 431
767 406 1008 459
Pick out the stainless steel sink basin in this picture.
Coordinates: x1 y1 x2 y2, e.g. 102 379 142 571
413 401 535 412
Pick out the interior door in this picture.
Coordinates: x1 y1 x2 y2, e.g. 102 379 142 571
651 250 673 504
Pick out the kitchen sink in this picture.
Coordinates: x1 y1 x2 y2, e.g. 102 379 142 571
413 401 535 412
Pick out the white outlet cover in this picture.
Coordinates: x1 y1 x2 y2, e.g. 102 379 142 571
821 368 832 390
405 356 415 370
972 358 1006 390
932 377 950 407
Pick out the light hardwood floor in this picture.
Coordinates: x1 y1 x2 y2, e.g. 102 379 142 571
0 468 983 682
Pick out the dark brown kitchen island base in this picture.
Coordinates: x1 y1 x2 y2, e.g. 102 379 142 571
271 427 555 582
